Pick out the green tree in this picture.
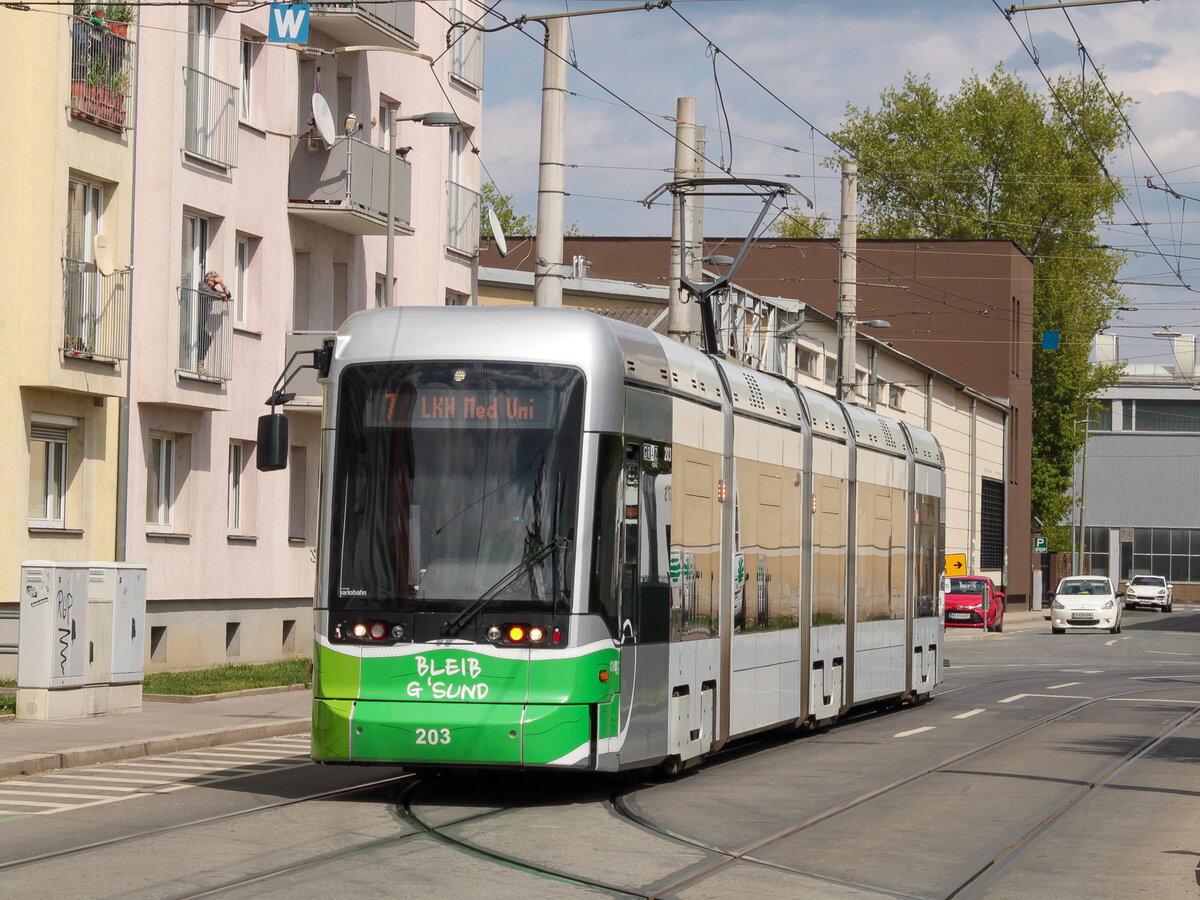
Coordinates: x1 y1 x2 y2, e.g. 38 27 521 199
828 66 1126 537
480 182 532 238
771 210 834 238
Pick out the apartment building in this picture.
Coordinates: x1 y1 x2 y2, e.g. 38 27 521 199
119 1 482 670
0 7 138 679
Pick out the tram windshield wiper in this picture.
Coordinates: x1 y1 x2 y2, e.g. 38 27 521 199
440 537 569 638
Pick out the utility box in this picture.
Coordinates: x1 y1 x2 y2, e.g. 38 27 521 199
16 561 147 720
17 562 90 720
85 563 147 714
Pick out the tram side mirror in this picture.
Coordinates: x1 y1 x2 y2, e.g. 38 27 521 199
257 413 289 471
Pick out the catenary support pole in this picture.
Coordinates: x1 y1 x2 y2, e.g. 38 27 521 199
836 162 858 402
534 17 567 307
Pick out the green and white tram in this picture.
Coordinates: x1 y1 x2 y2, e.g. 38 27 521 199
259 306 945 772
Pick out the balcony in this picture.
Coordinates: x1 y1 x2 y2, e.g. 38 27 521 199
446 180 480 256
178 287 232 381
288 136 412 235
69 17 135 132
62 258 130 361
183 67 238 168
309 1 416 49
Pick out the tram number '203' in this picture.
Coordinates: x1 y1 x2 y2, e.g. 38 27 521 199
415 727 452 746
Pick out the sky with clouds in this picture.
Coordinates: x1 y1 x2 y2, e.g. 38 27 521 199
472 0 1200 366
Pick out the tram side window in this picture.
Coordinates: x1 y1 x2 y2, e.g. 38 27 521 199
812 474 847 626
589 435 624 637
915 493 940 617
856 483 906 622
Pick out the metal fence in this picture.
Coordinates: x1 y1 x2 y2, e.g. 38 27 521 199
447 180 480 256
68 16 135 131
178 286 233 380
184 67 238 168
62 258 131 361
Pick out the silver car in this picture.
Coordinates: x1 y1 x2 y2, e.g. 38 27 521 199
1051 576 1123 635
1124 575 1173 612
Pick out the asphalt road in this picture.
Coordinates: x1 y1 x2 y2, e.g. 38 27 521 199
0 606 1196 899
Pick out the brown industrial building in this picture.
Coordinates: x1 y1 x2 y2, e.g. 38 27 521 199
480 236 1036 608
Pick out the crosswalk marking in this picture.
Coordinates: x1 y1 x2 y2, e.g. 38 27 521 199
0 737 310 817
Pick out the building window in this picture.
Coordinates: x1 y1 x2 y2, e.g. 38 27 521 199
234 236 251 327
375 274 386 308
980 477 1004 570
228 441 243 530
29 421 72 527
1129 527 1198 584
824 355 837 385
795 345 818 378
289 445 307 541
889 384 904 409
445 290 468 307
378 101 397 151
239 35 255 121
1125 399 1200 433
147 433 176 528
65 179 104 356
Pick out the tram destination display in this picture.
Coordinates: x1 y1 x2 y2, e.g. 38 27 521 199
365 385 558 430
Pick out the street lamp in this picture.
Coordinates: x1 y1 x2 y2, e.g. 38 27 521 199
384 111 462 307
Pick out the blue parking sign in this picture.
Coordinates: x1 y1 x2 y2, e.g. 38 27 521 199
269 2 310 43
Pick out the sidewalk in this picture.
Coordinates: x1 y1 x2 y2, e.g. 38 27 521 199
943 606 1050 640
0 685 310 781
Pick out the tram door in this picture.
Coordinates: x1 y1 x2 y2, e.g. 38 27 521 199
616 441 671 766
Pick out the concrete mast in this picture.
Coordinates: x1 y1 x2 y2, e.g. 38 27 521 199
836 162 858 403
533 16 567 307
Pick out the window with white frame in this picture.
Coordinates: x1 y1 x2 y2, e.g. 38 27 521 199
795 345 819 378
378 101 397 151
234 236 251 327
445 289 468 307
147 433 176 528
239 35 255 122
228 440 243 530
824 355 837 385
889 383 904 409
374 274 386 308
29 420 73 527
181 214 209 288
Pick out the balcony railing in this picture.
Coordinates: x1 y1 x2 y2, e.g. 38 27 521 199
178 286 233 381
62 258 130 361
450 6 483 89
69 17 135 132
183 67 238 168
447 180 480 256
288 136 412 235
309 1 415 48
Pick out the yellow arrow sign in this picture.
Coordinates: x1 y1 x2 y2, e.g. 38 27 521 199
945 553 967 575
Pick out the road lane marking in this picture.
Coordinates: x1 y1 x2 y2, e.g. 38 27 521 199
1047 682 1081 689
894 726 936 738
999 694 1028 703
954 709 986 719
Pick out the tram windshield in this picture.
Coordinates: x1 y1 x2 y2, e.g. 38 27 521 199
327 362 584 616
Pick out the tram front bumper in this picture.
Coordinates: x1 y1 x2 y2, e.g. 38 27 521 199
313 698 593 768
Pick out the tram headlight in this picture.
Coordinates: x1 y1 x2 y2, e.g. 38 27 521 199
528 626 546 643
507 625 526 643
352 623 369 639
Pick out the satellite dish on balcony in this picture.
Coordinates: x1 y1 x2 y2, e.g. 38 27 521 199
93 234 114 276
487 208 508 258
311 93 336 146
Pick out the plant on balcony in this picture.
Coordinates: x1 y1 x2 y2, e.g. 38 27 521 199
104 2 134 36
71 55 127 127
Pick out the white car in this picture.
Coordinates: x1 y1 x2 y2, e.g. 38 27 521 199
1051 576 1123 635
1124 575 1173 612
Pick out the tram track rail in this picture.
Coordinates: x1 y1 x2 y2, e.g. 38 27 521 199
612 681 1200 899
1 664 1197 898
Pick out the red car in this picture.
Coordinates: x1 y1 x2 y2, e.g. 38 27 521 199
944 575 1005 632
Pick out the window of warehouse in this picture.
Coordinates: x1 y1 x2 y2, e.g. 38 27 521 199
980 478 1004 570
